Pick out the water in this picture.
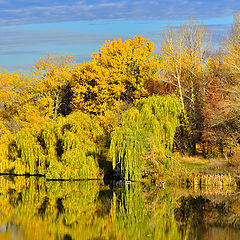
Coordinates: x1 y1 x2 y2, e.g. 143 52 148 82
0 176 239 240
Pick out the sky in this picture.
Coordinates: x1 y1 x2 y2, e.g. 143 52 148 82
0 0 239 72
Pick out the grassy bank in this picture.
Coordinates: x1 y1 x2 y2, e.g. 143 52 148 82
164 154 240 188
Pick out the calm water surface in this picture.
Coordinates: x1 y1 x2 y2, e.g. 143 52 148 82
0 176 239 240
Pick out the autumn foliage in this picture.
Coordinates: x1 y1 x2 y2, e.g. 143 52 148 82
1 13 240 180
72 36 161 115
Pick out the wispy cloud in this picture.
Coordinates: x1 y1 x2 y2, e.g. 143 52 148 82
0 1 238 71
0 28 120 49
0 0 239 26
0 50 47 56
0 25 126 70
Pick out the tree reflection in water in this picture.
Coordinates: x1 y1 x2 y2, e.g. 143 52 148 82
0 177 239 240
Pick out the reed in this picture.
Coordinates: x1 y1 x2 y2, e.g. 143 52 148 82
167 172 240 188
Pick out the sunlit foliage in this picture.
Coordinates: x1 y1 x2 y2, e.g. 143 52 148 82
1 18 240 180
31 55 75 119
72 36 161 115
1 111 104 179
0 69 45 131
221 10 240 151
110 95 181 181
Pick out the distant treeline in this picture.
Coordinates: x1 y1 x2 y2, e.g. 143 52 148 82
0 10 240 180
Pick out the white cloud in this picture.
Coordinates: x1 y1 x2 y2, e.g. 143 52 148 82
98 2 125 8
0 28 119 48
0 0 238 27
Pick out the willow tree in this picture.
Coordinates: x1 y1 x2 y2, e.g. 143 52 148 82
0 122 13 173
0 69 47 172
44 111 104 179
72 36 162 116
160 19 212 154
110 95 181 181
3 111 105 179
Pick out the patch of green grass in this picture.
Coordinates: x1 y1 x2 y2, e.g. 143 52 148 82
174 153 240 177
174 154 209 171
181 162 207 171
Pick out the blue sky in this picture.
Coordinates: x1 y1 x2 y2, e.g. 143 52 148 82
0 0 239 71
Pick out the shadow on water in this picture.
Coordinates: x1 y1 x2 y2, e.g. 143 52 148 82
0 176 239 239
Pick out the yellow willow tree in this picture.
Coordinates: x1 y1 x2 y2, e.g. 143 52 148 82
160 19 212 153
2 111 104 178
31 55 75 119
0 69 46 163
72 36 162 116
0 69 40 169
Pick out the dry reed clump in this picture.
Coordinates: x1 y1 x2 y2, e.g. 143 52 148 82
168 172 239 188
164 154 240 187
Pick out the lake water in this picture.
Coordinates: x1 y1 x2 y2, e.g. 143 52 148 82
0 176 239 240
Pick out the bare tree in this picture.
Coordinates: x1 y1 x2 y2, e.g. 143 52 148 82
160 19 212 154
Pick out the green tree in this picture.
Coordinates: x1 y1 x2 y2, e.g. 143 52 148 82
110 95 181 181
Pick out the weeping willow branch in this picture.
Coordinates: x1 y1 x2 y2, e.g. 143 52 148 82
0 111 105 179
110 95 181 181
